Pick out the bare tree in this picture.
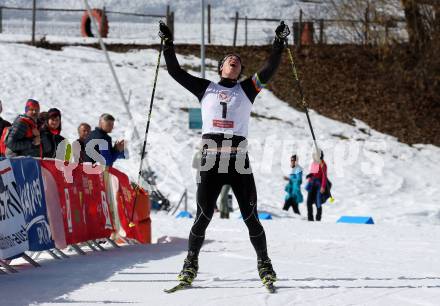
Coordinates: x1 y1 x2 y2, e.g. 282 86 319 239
401 0 440 51
326 0 403 44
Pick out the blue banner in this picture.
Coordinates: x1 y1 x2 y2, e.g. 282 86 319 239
0 159 29 260
10 158 54 251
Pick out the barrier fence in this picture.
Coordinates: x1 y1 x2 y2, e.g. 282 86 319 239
229 9 406 46
0 4 406 46
0 157 151 274
0 4 172 44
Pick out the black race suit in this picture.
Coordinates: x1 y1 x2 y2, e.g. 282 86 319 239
163 39 284 259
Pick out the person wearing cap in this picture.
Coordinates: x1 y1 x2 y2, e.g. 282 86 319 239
83 113 125 167
0 100 11 138
0 100 12 157
305 149 329 221
159 20 290 287
5 99 41 158
40 108 70 160
283 154 303 215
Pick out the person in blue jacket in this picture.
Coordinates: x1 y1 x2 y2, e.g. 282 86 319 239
283 154 303 215
83 113 126 167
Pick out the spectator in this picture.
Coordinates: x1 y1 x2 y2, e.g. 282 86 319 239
84 113 126 167
5 99 41 158
218 185 231 218
305 149 330 221
73 122 91 163
283 154 303 215
37 111 48 129
0 100 11 137
40 108 69 159
0 100 12 157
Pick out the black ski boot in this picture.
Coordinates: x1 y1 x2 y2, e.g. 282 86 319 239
177 256 199 285
258 258 277 285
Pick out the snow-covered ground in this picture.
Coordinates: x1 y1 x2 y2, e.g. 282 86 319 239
0 41 439 305
2 215 440 306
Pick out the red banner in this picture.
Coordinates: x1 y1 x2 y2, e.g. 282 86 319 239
41 166 67 249
40 161 147 246
41 160 88 245
74 164 114 240
108 168 151 244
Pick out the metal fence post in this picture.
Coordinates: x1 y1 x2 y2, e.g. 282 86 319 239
319 19 324 44
170 11 174 40
207 4 211 44
99 6 107 35
0 7 3 34
364 4 370 45
298 9 303 49
201 0 205 78
101 6 106 37
166 5 174 40
233 11 239 47
32 0 37 45
245 16 248 46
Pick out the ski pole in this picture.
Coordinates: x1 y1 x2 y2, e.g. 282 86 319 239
285 42 319 153
285 43 336 203
129 37 164 228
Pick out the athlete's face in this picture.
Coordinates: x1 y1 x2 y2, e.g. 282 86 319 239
221 55 242 80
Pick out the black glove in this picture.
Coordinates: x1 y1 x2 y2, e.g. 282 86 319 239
275 21 290 41
158 21 173 42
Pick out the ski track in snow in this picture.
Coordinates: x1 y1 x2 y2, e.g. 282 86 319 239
0 42 439 305
2 216 440 306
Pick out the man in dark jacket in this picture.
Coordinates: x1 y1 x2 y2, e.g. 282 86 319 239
5 99 41 158
83 113 125 167
0 100 11 137
73 122 91 163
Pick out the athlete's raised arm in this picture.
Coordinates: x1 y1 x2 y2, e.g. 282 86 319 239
241 21 290 102
159 21 211 101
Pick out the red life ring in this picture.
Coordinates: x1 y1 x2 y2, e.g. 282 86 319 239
81 9 109 38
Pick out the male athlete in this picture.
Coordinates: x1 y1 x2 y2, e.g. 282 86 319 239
159 20 290 289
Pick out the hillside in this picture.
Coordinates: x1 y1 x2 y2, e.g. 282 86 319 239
1 43 439 226
164 43 440 146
